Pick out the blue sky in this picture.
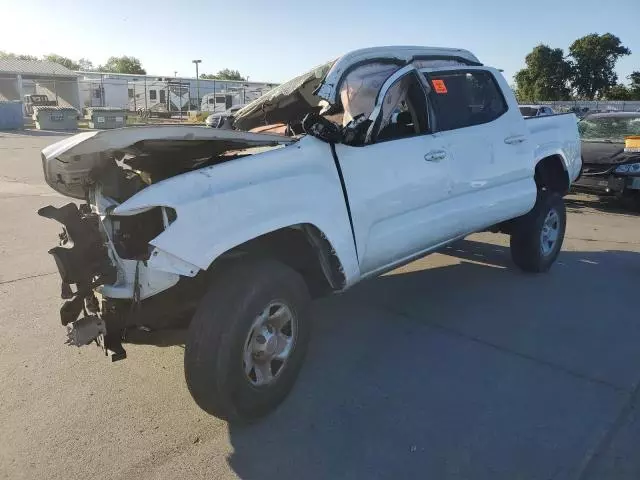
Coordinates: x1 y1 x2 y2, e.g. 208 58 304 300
1 0 638 85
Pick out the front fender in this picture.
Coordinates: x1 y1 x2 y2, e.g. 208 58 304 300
113 136 361 286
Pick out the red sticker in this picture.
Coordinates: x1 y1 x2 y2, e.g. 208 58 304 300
432 79 448 94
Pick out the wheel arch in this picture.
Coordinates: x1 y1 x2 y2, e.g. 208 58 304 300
211 223 347 298
535 154 570 196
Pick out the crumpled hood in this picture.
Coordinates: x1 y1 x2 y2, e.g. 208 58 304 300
41 125 292 199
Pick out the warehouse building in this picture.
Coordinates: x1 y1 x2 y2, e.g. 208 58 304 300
0 59 81 113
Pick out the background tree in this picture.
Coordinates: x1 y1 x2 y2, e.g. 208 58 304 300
98 56 146 74
604 84 632 100
514 45 572 101
77 58 95 71
569 33 631 99
0 51 39 61
201 68 246 81
629 71 640 99
43 54 80 70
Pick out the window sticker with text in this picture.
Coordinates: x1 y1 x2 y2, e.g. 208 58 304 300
432 79 448 94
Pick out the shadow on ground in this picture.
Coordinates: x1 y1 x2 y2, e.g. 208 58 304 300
119 240 639 478
223 242 639 480
566 192 640 217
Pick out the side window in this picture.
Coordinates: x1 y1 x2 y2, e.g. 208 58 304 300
149 89 157 100
426 70 507 132
373 72 430 143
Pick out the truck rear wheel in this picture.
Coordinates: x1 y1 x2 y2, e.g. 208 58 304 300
184 258 310 423
510 191 566 273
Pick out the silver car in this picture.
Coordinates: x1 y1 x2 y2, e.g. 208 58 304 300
205 105 244 128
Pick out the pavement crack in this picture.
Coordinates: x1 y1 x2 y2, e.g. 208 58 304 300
0 272 57 285
575 377 640 480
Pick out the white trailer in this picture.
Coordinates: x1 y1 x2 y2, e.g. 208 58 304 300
79 76 128 109
128 78 190 116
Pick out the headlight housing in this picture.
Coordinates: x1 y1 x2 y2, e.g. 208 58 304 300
615 163 640 175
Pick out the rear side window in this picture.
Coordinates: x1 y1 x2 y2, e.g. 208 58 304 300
425 70 507 131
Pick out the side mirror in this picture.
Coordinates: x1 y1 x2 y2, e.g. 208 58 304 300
301 113 342 144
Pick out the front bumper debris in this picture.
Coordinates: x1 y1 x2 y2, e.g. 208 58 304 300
38 202 126 360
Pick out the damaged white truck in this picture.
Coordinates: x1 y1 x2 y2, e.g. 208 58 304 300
38 46 581 422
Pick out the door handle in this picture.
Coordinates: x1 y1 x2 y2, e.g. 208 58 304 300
424 150 447 162
504 135 527 145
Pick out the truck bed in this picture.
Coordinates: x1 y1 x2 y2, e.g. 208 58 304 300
525 113 581 183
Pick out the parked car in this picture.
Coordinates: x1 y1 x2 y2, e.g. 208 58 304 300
569 106 591 118
573 112 640 206
519 104 555 118
38 46 581 423
205 105 244 128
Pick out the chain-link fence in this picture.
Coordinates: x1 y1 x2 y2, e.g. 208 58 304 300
535 100 640 114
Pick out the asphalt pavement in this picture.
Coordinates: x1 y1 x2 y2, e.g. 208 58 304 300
1 130 639 480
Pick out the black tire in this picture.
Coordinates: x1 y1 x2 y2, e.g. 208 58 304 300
510 190 566 273
184 258 310 423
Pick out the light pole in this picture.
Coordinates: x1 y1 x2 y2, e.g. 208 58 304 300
192 59 201 111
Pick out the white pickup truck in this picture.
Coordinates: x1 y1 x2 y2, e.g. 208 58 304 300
38 46 581 423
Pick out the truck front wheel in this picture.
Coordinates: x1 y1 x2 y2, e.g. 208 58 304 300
184 258 310 423
510 191 566 273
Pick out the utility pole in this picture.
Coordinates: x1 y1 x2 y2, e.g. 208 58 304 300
192 59 201 111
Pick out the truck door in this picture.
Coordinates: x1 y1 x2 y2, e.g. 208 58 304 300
335 65 457 275
422 67 536 235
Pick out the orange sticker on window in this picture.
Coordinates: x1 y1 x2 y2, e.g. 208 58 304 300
432 79 448 94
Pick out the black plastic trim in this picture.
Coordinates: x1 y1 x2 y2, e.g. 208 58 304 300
329 143 359 262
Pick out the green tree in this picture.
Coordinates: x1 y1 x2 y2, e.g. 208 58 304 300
629 71 640 99
43 54 80 70
514 45 572 101
201 68 245 81
605 84 632 100
98 56 146 74
0 51 39 61
569 33 631 99
77 58 95 71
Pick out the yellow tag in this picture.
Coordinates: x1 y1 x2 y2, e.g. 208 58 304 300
625 136 640 152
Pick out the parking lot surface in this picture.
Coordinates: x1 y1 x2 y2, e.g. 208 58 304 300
1 131 639 480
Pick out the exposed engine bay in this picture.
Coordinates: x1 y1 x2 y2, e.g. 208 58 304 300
38 128 293 359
